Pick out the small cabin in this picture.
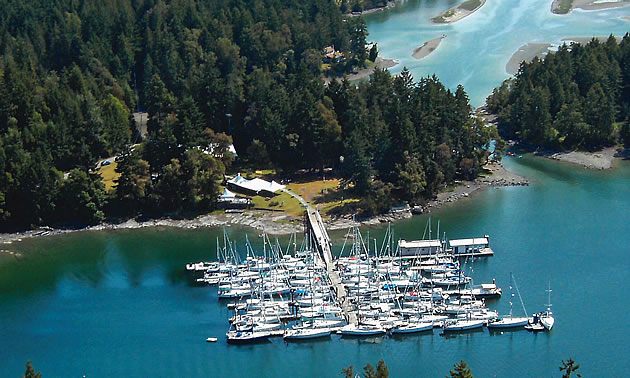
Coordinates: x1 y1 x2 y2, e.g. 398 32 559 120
398 239 442 256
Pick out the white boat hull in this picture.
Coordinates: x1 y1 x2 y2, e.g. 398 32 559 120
443 319 485 331
391 322 434 334
487 317 529 328
540 316 554 330
340 325 386 336
284 328 332 340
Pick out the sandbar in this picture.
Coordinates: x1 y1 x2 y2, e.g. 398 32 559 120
506 43 552 75
412 36 445 59
431 0 487 24
345 57 398 81
552 0 629 14
540 146 628 169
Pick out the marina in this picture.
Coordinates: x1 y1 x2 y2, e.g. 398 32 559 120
3 155 630 376
186 208 552 344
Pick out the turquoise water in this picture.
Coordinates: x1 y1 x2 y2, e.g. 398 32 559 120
2 156 630 376
2 3 630 375
365 0 630 106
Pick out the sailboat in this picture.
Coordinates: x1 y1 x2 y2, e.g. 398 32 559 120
540 282 555 330
488 273 529 329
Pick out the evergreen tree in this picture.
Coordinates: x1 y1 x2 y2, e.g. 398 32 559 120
58 169 107 225
448 360 473 378
559 358 582 378
23 360 41 378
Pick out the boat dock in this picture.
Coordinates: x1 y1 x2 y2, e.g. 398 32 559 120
284 188 358 325
186 192 542 345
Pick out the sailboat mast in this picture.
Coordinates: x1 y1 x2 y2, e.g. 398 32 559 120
511 272 528 316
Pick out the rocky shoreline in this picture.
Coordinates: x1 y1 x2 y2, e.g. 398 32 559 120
0 161 529 245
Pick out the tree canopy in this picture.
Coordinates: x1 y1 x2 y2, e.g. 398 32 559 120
0 0 494 229
487 34 630 150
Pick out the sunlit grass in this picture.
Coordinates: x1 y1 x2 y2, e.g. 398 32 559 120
98 162 120 192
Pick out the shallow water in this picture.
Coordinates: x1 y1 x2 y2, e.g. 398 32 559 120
2 156 630 376
365 0 630 106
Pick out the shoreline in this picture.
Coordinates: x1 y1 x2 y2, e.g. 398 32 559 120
552 0 630 13
343 57 399 82
536 146 629 169
506 43 552 75
506 36 624 75
347 0 399 16
431 0 486 24
412 35 445 60
0 162 528 245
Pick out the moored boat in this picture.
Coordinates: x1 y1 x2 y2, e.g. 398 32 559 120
226 330 272 344
391 321 434 334
442 319 485 331
339 323 386 336
540 283 555 330
283 327 332 340
487 317 529 328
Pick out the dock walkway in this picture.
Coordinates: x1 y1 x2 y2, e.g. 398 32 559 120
281 188 358 325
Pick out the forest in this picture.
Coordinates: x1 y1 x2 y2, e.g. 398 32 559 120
0 0 493 230
487 34 630 150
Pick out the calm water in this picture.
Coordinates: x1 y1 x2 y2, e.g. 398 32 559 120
365 0 630 106
3 2 630 376
1 156 630 376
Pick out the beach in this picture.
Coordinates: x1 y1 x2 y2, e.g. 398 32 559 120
345 57 398 81
507 36 624 74
539 146 628 169
552 0 630 13
431 0 487 24
412 36 445 59
506 43 551 75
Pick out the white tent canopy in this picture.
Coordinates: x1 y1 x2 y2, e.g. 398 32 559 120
226 174 285 195
220 188 237 199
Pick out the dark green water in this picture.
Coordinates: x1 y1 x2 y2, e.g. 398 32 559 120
2 155 629 376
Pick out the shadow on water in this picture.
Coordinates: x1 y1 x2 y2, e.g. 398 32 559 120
440 327 486 339
510 155 585 185
389 329 436 342
283 335 332 346
488 328 528 336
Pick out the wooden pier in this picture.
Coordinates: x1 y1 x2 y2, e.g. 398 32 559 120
282 189 358 325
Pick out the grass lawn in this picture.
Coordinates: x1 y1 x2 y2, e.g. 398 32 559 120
290 179 341 203
250 190 305 216
98 162 120 192
247 178 360 218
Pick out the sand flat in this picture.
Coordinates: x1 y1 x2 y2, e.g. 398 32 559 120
506 43 551 75
412 36 445 59
552 0 629 13
431 0 487 24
